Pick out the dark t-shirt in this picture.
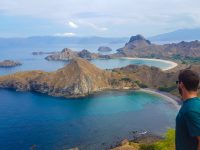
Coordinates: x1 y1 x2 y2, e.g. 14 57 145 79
176 97 200 150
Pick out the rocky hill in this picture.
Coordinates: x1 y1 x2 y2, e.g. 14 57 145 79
114 35 200 59
45 48 110 61
0 57 199 98
0 58 137 98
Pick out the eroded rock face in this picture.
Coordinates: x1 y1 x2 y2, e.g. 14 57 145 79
0 60 22 67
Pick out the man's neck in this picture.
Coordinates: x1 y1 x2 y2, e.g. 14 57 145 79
182 91 197 101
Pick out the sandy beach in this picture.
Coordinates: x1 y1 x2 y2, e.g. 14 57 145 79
139 88 181 110
120 57 178 71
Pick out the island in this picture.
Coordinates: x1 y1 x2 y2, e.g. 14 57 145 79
0 57 199 98
32 51 56 55
98 46 112 52
44 35 200 63
0 60 22 68
112 34 200 59
45 48 111 61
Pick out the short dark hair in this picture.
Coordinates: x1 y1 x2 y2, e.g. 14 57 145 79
178 69 199 91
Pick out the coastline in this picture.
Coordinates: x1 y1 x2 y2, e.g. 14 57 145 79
120 57 178 71
139 88 181 109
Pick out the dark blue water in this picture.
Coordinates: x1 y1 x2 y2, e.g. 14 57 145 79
0 89 177 150
0 45 178 150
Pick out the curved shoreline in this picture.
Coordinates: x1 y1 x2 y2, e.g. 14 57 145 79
120 57 178 71
139 88 181 109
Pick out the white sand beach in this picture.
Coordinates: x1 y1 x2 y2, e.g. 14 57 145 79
120 57 178 71
139 88 181 110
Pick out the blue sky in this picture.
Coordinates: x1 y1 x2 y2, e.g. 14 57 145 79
0 0 200 37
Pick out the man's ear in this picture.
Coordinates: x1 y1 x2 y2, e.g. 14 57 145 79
180 82 185 90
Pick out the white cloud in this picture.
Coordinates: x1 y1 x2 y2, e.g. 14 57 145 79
1 0 200 36
87 22 108 31
54 32 76 37
68 21 78 29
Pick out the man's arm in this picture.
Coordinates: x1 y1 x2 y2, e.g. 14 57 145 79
197 136 200 150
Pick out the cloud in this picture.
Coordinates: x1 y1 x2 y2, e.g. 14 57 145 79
86 22 108 31
68 21 78 29
1 0 200 37
54 32 76 37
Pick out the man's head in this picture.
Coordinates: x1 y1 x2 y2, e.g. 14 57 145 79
177 69 199 98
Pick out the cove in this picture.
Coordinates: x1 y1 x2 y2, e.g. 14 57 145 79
0 89 178 150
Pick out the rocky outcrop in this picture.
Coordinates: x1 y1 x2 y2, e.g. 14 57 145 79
45 48 110 61
114 35 200 58
0 58 138 98
98 46 112 52
0 60 22 67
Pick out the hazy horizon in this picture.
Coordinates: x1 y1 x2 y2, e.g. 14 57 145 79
1 0 200 38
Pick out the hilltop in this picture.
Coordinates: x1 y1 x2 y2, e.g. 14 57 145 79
0 58 138 98
0 57 199 98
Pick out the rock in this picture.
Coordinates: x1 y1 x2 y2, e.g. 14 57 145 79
98 46 112 52
0 60 22 67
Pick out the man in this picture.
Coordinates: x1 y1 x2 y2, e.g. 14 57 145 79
176 69 200 150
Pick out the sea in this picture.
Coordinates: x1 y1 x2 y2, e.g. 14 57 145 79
0 43 178 150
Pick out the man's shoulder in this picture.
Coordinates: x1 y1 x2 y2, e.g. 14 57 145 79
184 97 200 112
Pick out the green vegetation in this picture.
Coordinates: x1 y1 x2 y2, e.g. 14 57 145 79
134 80 148 88
139 129 175 150
158 85 177 92
172 54 200 64
120 77 132 82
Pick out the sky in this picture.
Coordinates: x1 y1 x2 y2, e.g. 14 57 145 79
0 0 200 37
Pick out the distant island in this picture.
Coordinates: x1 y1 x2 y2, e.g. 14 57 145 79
44 35 200 63
32 51 57 55
98 46 112 52
0 60 22 68
0 57 199 98
45 48 111 61
112 34 200 59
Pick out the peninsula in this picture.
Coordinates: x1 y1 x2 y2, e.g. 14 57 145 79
0 58 199 98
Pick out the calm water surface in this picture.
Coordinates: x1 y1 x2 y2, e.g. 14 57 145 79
0 45 178 150
0 89 177 150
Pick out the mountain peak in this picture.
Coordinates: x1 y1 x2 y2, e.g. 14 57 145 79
129 34 151 44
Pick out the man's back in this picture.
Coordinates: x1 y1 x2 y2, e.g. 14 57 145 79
176 97 200 150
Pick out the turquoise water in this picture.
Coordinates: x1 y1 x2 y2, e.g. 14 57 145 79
0 89 177 150
0 45 178 150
